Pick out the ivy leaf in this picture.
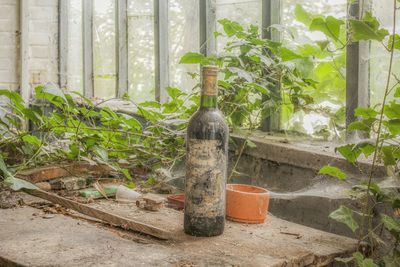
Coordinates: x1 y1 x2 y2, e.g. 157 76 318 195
294 4 313 27
319 165 347 180
246 140 257 148
0 154 11 178
22 135 42 147
353 252 377 267
329 206 359 233
5 177 39 191
348 118 376 132
388 34 400 50
357 143 375 158
394 87 400 98
179 52 208 64
35 83 68 107
383 253 400 267
386 119 400 135
381 214 400 233
246 82 269 95
381 146 397 166
280 47 303 61
228 67 253 82
336 144 361 163
355 107 378 119
121 168 133 182
309 16 344 41
349 12 389 41
94 146 108 162
384 102 400 119
0 89 25 110
139 101 161 109
167 87 186 99
218 18 244 37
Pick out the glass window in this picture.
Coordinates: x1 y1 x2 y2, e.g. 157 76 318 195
127 0 155 102
169 0 199 92
67 0 83 93
93 0 117 99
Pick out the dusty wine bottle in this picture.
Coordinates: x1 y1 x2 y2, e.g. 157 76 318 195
184 65 229 237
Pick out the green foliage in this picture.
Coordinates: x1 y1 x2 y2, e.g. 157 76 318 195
319 165 347 180
329 205 359 233
353 252 377 267
349 12 389 41
181 16 347 135
0 85 194 186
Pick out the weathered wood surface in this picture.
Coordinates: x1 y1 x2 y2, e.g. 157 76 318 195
0 194 358 266
22 188 171 240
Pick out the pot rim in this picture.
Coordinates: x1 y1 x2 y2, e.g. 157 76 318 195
226 183 269 196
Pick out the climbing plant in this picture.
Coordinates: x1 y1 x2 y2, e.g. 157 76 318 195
180 8 347 140
320 1 400 265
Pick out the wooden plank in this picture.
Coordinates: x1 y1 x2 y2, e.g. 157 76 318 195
82 0 94 98
19 0 30 103
199 0 216 56
58 0 69 91
22 188 171 240
261 0 281 132
154 0 169 103
346 0 370 139
116 0 128 98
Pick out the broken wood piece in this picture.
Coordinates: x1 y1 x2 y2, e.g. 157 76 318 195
35 182 52 191
35 177 88 191
16 162 113 183
22 188 171 240
136 193 164 211
142 193 164 204
50 177 88 190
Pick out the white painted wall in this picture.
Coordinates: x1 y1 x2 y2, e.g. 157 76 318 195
0 0 59 96
0 0 20 91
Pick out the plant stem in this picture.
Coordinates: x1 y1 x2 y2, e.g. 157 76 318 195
362 0 397 249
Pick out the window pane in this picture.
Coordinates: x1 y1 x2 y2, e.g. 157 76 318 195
128 0 155 102
169 0 199 92
67 0 83 93
216 0 262 53
93 0 117 98
370 0 400 106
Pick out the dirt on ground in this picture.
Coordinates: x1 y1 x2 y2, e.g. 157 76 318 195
0 184 23 209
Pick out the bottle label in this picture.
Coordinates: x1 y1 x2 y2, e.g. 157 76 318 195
185 139 226 218
202 76 218 96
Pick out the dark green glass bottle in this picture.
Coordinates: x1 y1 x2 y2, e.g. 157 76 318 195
184 65 229 237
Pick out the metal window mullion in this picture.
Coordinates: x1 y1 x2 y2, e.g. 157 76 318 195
20 0 30 103
59 0 68 91
261 0 281 132
199 0 216 56
154 0 169 103
346 0 370 139
116 0 128 98
83 0 94 98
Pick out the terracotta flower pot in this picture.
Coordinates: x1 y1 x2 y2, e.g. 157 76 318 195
167 194 185 210
226 184 269 224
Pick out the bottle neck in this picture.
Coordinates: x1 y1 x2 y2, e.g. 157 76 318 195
200 95 218 108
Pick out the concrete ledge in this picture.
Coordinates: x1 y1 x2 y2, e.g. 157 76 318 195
231 131 386 179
